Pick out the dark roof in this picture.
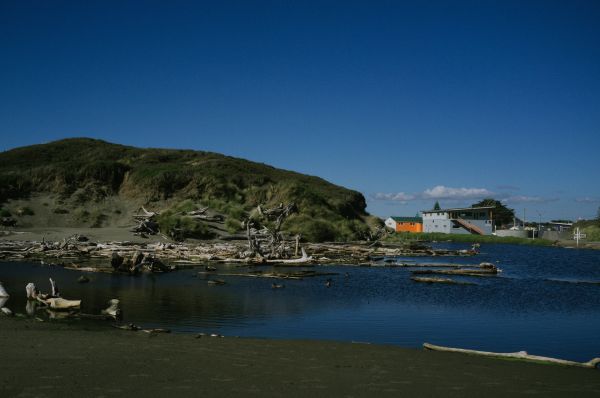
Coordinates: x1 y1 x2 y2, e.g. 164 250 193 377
391 216 423 223
421 206 495 214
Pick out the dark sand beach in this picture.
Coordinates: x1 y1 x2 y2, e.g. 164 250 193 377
1 317 599 397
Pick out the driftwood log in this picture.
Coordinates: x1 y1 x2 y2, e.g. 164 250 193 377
26 282 37 299
412 269 499 277
411 276 475 285
49 278 59 297
412 263 500 277
101 299 122 319
0 287 8 312
266 247 312 264
423 343 600 369
42 297 81 310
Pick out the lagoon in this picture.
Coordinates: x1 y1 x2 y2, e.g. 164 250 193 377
1 243 600 362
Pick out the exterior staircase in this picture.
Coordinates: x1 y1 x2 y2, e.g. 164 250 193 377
454 218 485 235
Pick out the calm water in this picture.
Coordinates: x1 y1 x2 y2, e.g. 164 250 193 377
1 243 600 362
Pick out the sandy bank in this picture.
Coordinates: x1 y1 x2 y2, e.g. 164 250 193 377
0 226 170 244
0 318 599 397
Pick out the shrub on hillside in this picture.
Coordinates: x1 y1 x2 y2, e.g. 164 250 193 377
157 211 215 241
90 211 107 228
74 208 90 221
17 206 35 216
583 226 600 242
286 215 336 242
225 217 242 234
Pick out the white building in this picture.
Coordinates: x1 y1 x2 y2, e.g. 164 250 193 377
422 206 494 235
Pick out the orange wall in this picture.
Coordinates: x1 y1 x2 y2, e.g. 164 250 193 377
396 222 423 233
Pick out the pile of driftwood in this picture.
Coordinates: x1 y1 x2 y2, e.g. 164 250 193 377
0 234 483 273
131 207 160 236
110 250 174 275
0 277 121 321
243 202 299 260
131 205 225 239
26 278 81 310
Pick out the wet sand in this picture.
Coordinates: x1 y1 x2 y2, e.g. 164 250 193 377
1 318 599 397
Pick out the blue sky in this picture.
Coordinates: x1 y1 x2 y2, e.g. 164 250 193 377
1 1 599 221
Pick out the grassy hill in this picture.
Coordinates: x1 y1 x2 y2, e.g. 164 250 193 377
0 138 378 241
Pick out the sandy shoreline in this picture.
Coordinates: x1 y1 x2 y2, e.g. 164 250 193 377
1 317 599 397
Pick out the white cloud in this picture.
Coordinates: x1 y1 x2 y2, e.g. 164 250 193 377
575 197 600 203
373 185 492 203
422 185 493 200
372 192 415 204
373 192 415 201
502 196 559 204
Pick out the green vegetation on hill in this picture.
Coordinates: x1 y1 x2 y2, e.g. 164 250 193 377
574 218 600 242
470 198 515 227
0 138 376 241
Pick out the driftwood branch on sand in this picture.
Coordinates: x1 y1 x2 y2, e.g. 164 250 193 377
423 343 600 369
266 247 312 264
